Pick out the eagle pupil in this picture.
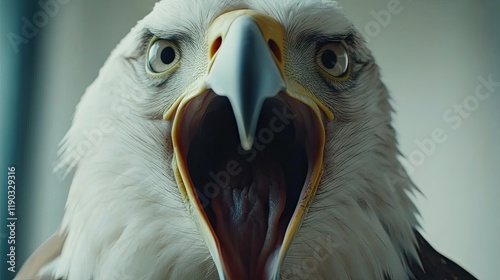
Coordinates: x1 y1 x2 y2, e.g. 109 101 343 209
161 47 176 65
321 50 337 69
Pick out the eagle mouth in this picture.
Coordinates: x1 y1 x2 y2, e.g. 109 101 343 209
174 91 323 279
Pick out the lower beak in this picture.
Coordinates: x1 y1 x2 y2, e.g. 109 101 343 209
164 10 333 280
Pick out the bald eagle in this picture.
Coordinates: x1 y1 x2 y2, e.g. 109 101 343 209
17 0 477 279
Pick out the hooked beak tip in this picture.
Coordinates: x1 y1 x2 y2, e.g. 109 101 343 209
240 137 254 151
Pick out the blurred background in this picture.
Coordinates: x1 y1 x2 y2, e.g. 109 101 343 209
1 0 499 279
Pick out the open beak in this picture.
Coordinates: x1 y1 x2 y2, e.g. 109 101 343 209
164 9 334 280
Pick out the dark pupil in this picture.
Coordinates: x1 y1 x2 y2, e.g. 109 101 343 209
321 50 337 69
161 47 175 64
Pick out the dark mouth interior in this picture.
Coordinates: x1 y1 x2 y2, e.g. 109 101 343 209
182 93 310 279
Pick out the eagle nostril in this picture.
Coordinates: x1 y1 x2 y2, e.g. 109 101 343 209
268 39 282 63
210 37 222 58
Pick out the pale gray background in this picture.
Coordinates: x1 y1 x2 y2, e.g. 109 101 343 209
13 0 500 279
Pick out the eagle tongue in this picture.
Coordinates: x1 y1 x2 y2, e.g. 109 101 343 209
211 155 286 279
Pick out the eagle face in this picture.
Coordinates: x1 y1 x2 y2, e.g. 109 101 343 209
19 1 425 280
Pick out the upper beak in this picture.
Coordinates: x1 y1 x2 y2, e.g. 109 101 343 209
206 12 286 151
164 9 334 280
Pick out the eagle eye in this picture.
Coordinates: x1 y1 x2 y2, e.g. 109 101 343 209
317 42 349 78
146 39 180 74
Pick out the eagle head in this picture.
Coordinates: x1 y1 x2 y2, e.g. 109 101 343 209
16 1 476 280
